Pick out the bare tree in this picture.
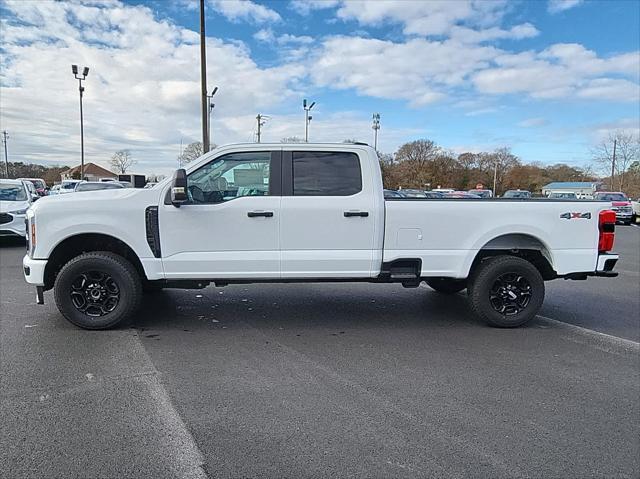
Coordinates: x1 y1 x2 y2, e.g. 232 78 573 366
280 136 304 143
592 131 640 190
109 150 136 174
178 142 204 165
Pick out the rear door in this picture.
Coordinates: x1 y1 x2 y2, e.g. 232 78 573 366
280 150 376 278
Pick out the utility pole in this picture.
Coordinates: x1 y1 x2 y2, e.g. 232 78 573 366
303 99 315 142
72 65 89 179
611 138 617 190
256 114 269 143
372 113 380 150
199 0 209 153
2 130 8 178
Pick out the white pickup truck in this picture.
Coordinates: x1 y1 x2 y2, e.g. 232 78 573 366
23 143 619 330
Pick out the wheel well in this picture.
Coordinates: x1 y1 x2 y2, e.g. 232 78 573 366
44 233 145 290
471 234 556 280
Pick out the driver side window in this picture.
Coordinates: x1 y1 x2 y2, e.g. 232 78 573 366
187 152 271 204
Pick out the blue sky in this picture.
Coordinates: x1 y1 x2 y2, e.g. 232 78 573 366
1 0 638 175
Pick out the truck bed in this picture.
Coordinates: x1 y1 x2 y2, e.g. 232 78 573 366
383 198 609 278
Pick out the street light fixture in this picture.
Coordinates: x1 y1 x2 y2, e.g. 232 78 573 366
303 98 315 142
206 87 218 147
71 64 89 180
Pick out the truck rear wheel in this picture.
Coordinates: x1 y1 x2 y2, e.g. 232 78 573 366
54 252 142 330
468 255 544 328
425 278 466 294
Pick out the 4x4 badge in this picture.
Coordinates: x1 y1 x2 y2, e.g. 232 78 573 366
560 212 591 219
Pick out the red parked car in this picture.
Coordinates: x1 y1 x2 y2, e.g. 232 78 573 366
594 192 633 225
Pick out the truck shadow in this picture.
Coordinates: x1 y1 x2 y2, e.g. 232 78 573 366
132 283 493 332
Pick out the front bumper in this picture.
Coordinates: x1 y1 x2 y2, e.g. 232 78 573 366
615 213 633 222
0 213 27 237
23 254 47 286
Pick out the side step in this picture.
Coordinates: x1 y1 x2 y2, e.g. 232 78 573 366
380 259 422 287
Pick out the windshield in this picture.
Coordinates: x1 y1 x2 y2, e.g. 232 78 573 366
550 192 576 199
61 181 78 190
0 183 28 201
469 190 491 198
76 183 123 192
504 190 531 198
595 193 627 201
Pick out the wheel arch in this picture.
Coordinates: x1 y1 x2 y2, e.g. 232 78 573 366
44 233 146 290
468 233 556 280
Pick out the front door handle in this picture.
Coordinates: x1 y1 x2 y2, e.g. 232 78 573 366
247 211 274 218
344 211 369 217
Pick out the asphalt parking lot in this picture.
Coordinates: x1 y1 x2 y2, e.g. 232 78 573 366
1 226 638 478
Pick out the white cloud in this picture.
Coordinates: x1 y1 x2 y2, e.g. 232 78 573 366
253 28 314 45
208 0 281 24
291 0 509 37
310 36 498 105
1 1 301 174
518 118 548 128
289 0 340 15
548 0 583 14
472 44 640 101
450 23 539 44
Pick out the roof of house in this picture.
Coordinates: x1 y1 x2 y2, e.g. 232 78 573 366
63 163 116 177
542 181 602 189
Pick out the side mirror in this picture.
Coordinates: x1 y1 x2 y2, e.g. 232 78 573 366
171 168 188 207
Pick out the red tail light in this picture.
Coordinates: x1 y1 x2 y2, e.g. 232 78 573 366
598 210 616 252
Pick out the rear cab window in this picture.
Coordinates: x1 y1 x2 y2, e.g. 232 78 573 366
292 151 362 196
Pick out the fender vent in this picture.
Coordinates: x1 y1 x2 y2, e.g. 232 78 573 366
145 206 161 258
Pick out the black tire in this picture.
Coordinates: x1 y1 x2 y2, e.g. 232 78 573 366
467 255 544 328
425 278 466 294
54 251 142 330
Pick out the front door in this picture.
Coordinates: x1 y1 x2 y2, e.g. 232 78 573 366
159 150 281 279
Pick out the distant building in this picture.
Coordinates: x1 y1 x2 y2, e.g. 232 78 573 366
61 163 117 182
541 181 603 197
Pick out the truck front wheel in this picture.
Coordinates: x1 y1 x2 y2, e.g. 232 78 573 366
468 255 544 328
54 252 142 330
425 278 466 294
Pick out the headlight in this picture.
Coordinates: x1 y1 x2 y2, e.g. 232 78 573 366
26 210 36 257
9 208 28 215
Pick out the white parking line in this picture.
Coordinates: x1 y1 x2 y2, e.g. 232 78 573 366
536 315 639 355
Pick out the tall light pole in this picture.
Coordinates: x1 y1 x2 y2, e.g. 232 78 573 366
372 113 380 150
2 130 9 178
72 65 89 180
199 0 209 153
256 114 269 143
303 98 315 142
207 86 218 147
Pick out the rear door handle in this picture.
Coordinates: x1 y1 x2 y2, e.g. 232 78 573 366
247 211 274 218
344 211 369 217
